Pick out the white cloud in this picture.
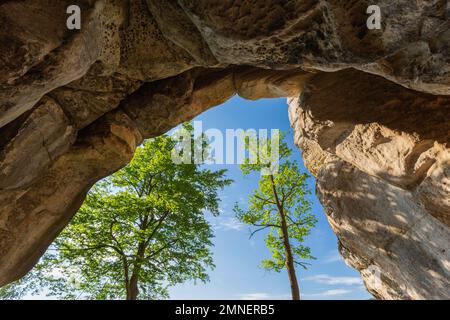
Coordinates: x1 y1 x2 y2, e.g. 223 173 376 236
302 274 363 286
304 289 352 298
238 289 356 300
237 293 290 300
238 293 270 300
213 217 245 232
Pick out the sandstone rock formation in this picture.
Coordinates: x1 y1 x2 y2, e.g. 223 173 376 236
288 69 450 299
0 0 449 299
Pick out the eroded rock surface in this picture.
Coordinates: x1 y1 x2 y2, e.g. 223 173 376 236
0 0 449 299
289 69 450 299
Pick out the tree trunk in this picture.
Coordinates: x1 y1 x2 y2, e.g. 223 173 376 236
126 275 139 300
126 238 146 300
270 175 301 300
280 220 301 300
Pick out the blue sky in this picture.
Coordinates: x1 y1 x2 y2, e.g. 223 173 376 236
168 96 371 300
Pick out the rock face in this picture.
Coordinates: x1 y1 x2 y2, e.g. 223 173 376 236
0 0 449 299
288 69 450 299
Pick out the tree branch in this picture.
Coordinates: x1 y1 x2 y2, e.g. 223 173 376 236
253 194 276 205
249 225 271 238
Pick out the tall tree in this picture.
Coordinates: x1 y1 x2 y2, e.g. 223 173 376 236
234 132 316 300
0 124 231 300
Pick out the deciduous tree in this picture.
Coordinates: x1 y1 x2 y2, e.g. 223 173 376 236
1 124 231 300
234 133 316 300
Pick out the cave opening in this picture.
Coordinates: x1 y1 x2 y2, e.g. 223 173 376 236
5 92 372 300
1 66 449 300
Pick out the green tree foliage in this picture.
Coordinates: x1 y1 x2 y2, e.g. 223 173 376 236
234 132 317 300
1 124 231 300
